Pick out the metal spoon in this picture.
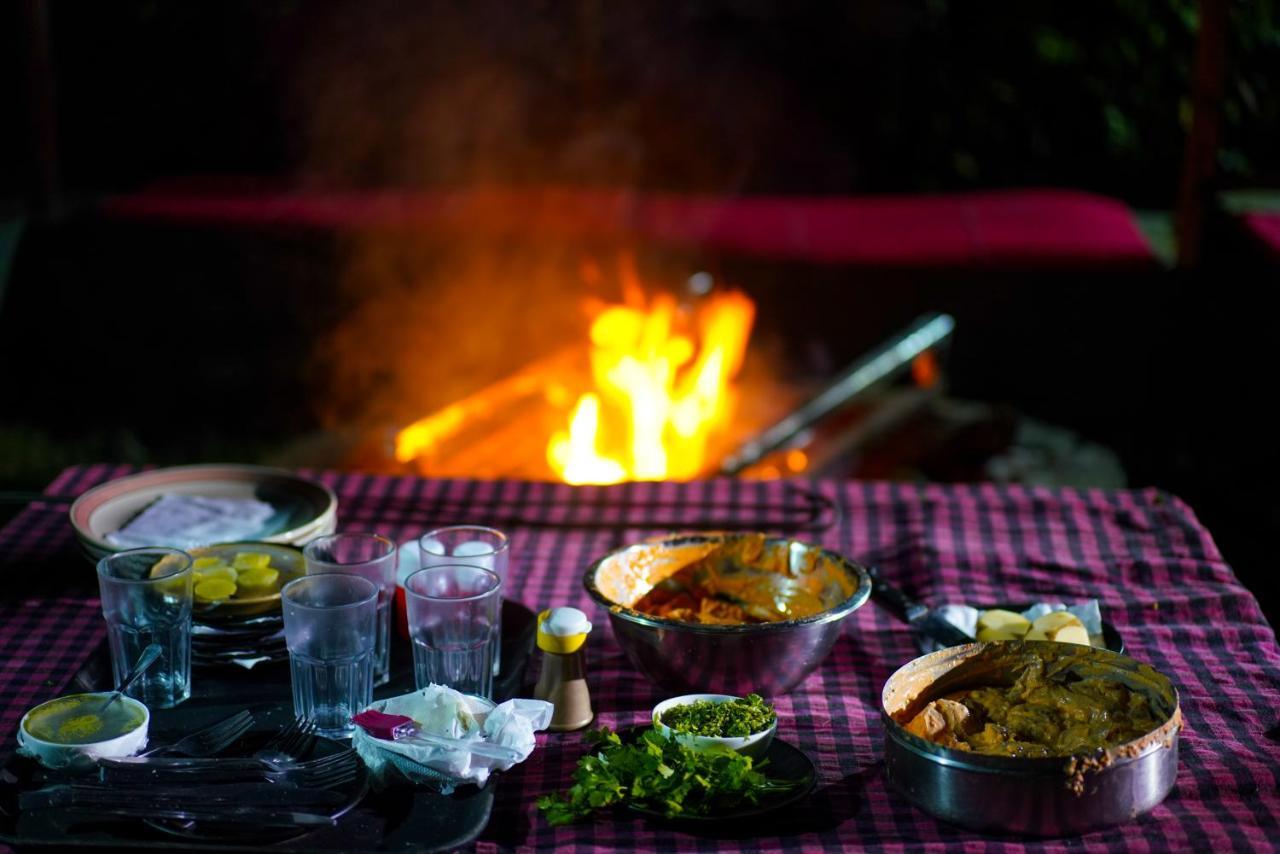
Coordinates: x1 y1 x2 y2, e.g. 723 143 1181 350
98 643 163 712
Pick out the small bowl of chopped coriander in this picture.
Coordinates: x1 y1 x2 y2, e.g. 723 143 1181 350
652 693 777 758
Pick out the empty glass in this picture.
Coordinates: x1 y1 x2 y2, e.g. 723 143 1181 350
303 533 397 685
404 566 501 699
281 574 378 738
96 548 194 709
419 527 508 675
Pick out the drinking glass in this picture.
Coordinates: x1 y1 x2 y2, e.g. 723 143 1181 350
419 527 508 675
96 548 194 709
404 566 501 699
303 533 397 685
281 574 377 738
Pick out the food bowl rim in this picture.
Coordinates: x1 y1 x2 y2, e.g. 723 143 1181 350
582 532 873 635
879 640 1182 773
652 693 778 747
19 691 151 750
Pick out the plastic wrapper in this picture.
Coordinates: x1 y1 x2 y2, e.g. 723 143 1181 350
352 684 552 792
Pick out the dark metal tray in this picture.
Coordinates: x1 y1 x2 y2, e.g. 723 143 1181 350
0 599 537 853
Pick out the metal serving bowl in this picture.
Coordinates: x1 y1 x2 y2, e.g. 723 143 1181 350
583 533 872 695
881 641 1181 836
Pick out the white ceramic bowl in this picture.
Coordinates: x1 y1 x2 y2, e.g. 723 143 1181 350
652 693 776 758
17 693 150 771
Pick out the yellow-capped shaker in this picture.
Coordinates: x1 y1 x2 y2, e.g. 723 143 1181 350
533 607 594 731
536 607 592 653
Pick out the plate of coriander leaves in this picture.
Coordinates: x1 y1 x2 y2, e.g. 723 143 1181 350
537 724 817 827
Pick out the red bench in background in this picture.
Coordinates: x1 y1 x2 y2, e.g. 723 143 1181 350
1238 211 1280 264
102 183 1155 272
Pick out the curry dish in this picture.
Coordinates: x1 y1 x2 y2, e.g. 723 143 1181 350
899 649 1164 758
624 534 845 625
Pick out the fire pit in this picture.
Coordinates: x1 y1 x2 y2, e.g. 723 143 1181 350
394 273 762 483
386 262 953 484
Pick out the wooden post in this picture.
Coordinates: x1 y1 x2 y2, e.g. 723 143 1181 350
18 0 62 218
1174 0 1229 269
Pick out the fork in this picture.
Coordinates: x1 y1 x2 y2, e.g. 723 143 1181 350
258 716 318 759
121 715 311 768
22 780 350 812
98 748 360 788
138 709 254 757
83 804 336 827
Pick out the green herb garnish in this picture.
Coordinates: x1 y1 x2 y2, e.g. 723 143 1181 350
537 726 799 825
659 694 776 737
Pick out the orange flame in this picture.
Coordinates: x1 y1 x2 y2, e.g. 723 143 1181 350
547 286 755 484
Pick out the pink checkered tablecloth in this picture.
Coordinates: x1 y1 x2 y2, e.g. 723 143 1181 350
2 464 1278 852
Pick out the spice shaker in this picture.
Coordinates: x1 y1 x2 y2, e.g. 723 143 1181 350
533 607 594 731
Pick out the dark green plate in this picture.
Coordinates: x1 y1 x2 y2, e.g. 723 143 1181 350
618 727 817 826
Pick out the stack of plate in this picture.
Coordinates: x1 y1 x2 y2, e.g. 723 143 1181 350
185 542 306 670
68 466 335 669
192 613 289 669
69 465 338 565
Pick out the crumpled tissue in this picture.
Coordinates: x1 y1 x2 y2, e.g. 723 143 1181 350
921 600 1104 653
352 684 553 792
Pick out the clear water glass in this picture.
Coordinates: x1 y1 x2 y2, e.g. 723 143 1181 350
404 566 501 699
96 548 194 709
281 574 378 738
303 533 397 686
419 527 508 676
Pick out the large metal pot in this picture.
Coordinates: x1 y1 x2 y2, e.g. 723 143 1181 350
881 642 1181 836
583 533 872 695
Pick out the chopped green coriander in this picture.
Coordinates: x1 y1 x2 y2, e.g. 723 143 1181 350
659 694 776 737
536 726 800 825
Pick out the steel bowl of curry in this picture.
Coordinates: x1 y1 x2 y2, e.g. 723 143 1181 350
880 641 1182 836
583 533 872 695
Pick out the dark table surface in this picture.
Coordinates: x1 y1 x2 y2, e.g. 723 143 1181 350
2 465 1278 852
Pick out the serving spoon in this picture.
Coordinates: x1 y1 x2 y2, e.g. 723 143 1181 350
98 643 162 713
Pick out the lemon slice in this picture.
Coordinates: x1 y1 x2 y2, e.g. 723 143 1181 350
196 565 237 584
236 566 280 594
1025 611 1087 642
192 557 227 571
976 609 1031 636
977 627 1025 643
195 577 237 602
233 552 272 570
147 552 191 579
